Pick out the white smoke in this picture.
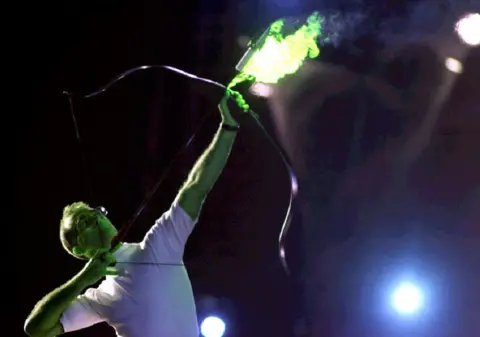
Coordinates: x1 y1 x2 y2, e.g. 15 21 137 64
315 0 479 46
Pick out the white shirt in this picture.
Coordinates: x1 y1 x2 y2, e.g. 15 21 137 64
60 201 199 337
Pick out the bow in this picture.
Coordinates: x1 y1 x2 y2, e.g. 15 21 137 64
64 65 297 274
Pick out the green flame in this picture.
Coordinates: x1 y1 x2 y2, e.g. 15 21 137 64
228 11 323 89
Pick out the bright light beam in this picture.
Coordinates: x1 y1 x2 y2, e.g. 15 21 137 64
250 83 274 97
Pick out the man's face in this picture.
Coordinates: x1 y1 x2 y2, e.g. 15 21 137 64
74 208 118 259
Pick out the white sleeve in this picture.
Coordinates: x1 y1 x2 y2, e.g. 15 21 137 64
60 288 106 332
141 200 197 262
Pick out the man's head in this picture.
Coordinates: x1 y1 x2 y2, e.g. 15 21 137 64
60 202 118 260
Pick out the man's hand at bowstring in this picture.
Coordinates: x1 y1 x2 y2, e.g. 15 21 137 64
77 249 119 286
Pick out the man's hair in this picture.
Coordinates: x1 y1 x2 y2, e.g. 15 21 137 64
59 201 95 260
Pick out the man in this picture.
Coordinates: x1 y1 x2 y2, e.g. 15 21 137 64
24 90 245 337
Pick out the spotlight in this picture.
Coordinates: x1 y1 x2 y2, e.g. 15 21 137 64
391 282 424 315
197 296 235 337
455 13 480 46
445 57 463 74
200 316 226 337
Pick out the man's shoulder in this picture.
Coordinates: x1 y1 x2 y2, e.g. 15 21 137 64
163 201 196 225
114 243 142 263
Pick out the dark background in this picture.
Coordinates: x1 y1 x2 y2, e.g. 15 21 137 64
19 0 479 337
20 1 297 337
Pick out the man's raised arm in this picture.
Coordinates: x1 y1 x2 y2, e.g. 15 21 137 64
175 92 241 220
141 91 245 259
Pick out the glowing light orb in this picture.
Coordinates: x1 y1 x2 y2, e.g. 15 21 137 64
200 316 226 337
455 13 480 46
391 283 424 315
445 57 463 73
